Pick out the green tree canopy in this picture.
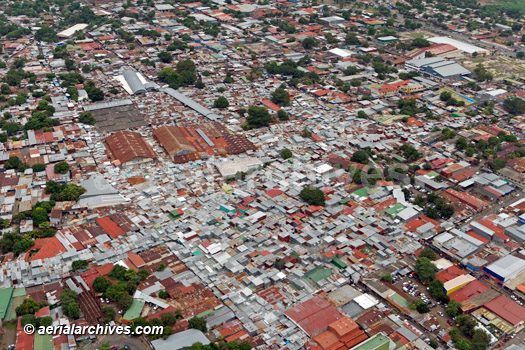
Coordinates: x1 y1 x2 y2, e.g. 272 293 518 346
299 186 325 206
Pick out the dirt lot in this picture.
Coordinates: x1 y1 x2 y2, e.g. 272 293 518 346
461 56 525 80
1 321 17 350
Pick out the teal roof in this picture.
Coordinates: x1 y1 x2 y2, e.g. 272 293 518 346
122 299 145 321
0 288 14 319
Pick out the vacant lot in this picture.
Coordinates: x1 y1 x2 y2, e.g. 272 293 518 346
461 56 525 80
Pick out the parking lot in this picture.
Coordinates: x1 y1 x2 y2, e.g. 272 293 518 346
391 275 453 332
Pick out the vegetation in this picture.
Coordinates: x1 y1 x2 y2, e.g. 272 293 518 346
54 161 70 174
214 96 229 109
415 257 436 283
79 111 96 125
380 273 393 283
243 106 271 129
299 186 325 206
45 180 86 202
60 289 81 319
72 260 88 272
271 85 291 106
188 316 208 332
280 148 292 159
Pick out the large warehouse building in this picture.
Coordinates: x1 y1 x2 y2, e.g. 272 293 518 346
405 57 471 81
483 255 525 286
105 131 156 166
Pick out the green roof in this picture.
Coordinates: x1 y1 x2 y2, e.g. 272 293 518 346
389 293 409 308
350 333 390 350
12 287 26 298
193 250 202 256
384 203 406 216
351 186 370 198
0 287 14 319
34 333 53 350
122 300 145 321
332 257 347 269
305 268 332 284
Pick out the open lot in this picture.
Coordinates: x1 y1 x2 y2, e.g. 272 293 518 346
461 56 525 80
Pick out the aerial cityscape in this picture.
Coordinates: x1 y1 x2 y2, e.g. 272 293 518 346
0 0 524 349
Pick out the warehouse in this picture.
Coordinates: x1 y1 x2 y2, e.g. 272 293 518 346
57 23 88 38
152 126 199 163
105 131 156 166
483 255 525 286
405 57 471 81
428 37 489 56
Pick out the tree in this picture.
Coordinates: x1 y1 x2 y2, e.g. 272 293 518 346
471 329 490 350
280 148 292 159
504 96 525 115
176 60 196 74
277 110 289 121
380 273 393 282
429 279 449 303
456 137 468 150
188 316 207 332
93 276 112 293
158 51 173 63
108 265 127 281
16 298 41 315
35 26 58 43
300 127 312 138
345 33 360 45
102 307 116 323
157 263 166 271
490 158 506 171
357 110 368 119
54 162 69 174
159 290 169 299
301 37 317 50
60 289 80 319
414 299 430 313
119 292 133 310
415 257 436 283
21 314 36 326
275 258 285 270
245 106 271 129
85 82 104 102
160 312 177 326
299 186 325 206
351 150 368 164
214 96 229 109
79 111 96 125
456 314 477 337
71 260 88 272
446 300 461 317
419 248 437 260
271 86 290 106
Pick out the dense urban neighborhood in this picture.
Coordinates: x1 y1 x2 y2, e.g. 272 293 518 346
0 0 524 350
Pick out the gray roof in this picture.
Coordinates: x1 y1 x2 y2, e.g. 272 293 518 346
163 88 220 121
151 329 210 350
123 70 146 95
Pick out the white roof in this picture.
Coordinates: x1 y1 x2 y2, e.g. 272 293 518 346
354 293 378 309
57 23 88 38
328 48 354 58
428 37 488 54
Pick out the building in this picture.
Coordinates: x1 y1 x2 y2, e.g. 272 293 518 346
428 37 489 57
215 158 263 178
483 255 525 286
152 329 210 350
348 333 393 350
284 297 343 337
105 131 156 166
57 23 88 38
405 57 471 81
153 126 199 163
